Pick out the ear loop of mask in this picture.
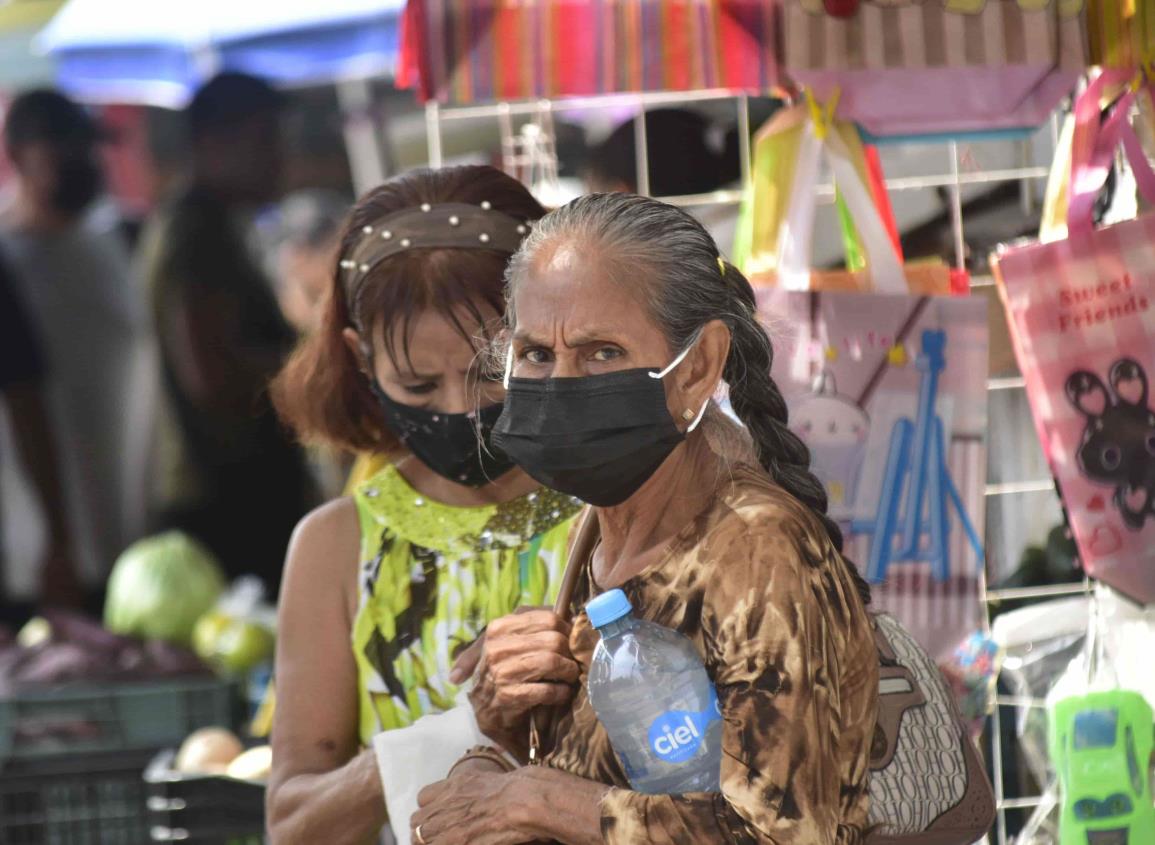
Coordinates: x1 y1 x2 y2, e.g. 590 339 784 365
650 334 710 433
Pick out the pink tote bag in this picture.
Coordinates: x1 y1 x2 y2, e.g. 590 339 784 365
993 72 1155 606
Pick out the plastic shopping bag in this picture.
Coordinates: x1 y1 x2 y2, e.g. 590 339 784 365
741 96 956 294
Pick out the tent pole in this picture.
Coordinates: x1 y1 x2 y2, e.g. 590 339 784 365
337 77 386 195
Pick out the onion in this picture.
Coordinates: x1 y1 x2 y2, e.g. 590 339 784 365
226 745 273 782
175 727 244 774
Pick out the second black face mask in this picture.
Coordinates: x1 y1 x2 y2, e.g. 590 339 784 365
371 382 516 488
492 368 688 507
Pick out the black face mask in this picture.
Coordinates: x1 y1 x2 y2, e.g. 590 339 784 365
52 158 103 215
371 382 516 487
492 347 704 507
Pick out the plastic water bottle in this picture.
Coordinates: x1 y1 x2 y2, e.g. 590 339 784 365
585 588 722 794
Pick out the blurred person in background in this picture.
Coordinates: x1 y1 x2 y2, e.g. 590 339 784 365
583 108 725 198
268 188 351 498
0 89 144 599
139 72 315 599
0 258 79 623
269 188 348 336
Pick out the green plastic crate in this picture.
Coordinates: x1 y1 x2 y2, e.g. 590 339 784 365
0 750 154 845
145 750 265 844
0 677 239 760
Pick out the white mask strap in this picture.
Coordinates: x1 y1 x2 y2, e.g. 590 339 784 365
502 345 513 389
650 333 710 432
649 335 699 380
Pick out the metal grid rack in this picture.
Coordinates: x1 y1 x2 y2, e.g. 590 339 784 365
425 91 1083 845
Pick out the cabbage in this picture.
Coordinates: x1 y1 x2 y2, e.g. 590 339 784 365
104 532 226 647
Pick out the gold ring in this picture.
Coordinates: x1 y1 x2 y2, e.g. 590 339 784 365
414 824 428 845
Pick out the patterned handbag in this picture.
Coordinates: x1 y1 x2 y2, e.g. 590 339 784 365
867 612 997 844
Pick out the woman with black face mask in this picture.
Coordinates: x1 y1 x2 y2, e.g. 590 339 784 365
411 193 880 845
266 166 582 843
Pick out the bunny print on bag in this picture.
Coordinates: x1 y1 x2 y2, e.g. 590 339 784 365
1066 358 1155 531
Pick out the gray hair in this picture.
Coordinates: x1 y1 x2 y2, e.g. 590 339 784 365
504 193 871 605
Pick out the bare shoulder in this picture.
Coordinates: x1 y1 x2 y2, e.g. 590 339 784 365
290 497 361 551
281 498 362 613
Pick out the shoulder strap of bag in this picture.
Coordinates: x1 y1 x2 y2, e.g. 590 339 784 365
551 506 599 622
527 507 599 763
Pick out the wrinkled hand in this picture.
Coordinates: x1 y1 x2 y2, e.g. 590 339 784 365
39 542 83 609
414 769 539 845
460 608 579 760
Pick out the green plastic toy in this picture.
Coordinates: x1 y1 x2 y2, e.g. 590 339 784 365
1049 689 1155 845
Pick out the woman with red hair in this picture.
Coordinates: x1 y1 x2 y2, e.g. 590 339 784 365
266 166 582 842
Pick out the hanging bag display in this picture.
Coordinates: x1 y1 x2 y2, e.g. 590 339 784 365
781 0 1087 139
992 70 1155 606
399 0 779 104
742 94 957 294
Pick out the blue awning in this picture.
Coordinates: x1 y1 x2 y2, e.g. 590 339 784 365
38 0 405 107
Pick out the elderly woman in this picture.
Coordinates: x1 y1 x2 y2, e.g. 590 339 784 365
411 193 879 845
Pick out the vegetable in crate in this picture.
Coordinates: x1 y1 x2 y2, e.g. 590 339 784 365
0 609 210 691
175 727 244 775
105 531 226 647
192 577 275 674
226 745 272 781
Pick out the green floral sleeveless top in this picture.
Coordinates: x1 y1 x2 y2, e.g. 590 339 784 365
351 463 583 745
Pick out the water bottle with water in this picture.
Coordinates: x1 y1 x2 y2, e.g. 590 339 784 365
585 588 722 794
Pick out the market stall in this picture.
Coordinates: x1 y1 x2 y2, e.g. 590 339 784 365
4 1 1155 844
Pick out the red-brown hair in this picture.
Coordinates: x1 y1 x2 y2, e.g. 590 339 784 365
272 165 546 453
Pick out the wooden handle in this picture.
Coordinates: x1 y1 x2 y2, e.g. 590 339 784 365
529 507 599 763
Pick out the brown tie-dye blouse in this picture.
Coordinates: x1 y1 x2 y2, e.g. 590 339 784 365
545 467 879 845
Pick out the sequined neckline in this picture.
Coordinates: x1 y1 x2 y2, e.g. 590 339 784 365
356 463 583 554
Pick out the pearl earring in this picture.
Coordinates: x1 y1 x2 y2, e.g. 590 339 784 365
682 409 696 422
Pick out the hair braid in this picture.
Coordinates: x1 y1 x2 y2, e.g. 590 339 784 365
718 263 871 605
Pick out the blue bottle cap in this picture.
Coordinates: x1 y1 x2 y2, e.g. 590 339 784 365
585 588 633 629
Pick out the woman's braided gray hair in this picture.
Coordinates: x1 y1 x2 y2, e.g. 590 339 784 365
505 193 871 605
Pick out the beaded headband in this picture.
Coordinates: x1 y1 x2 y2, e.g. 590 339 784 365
339 201 531 308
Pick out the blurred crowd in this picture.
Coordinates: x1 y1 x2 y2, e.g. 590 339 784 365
0 73 758 626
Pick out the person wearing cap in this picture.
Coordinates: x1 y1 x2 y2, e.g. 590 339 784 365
0 88 144 596
138 72 314 598
265 165 581 844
